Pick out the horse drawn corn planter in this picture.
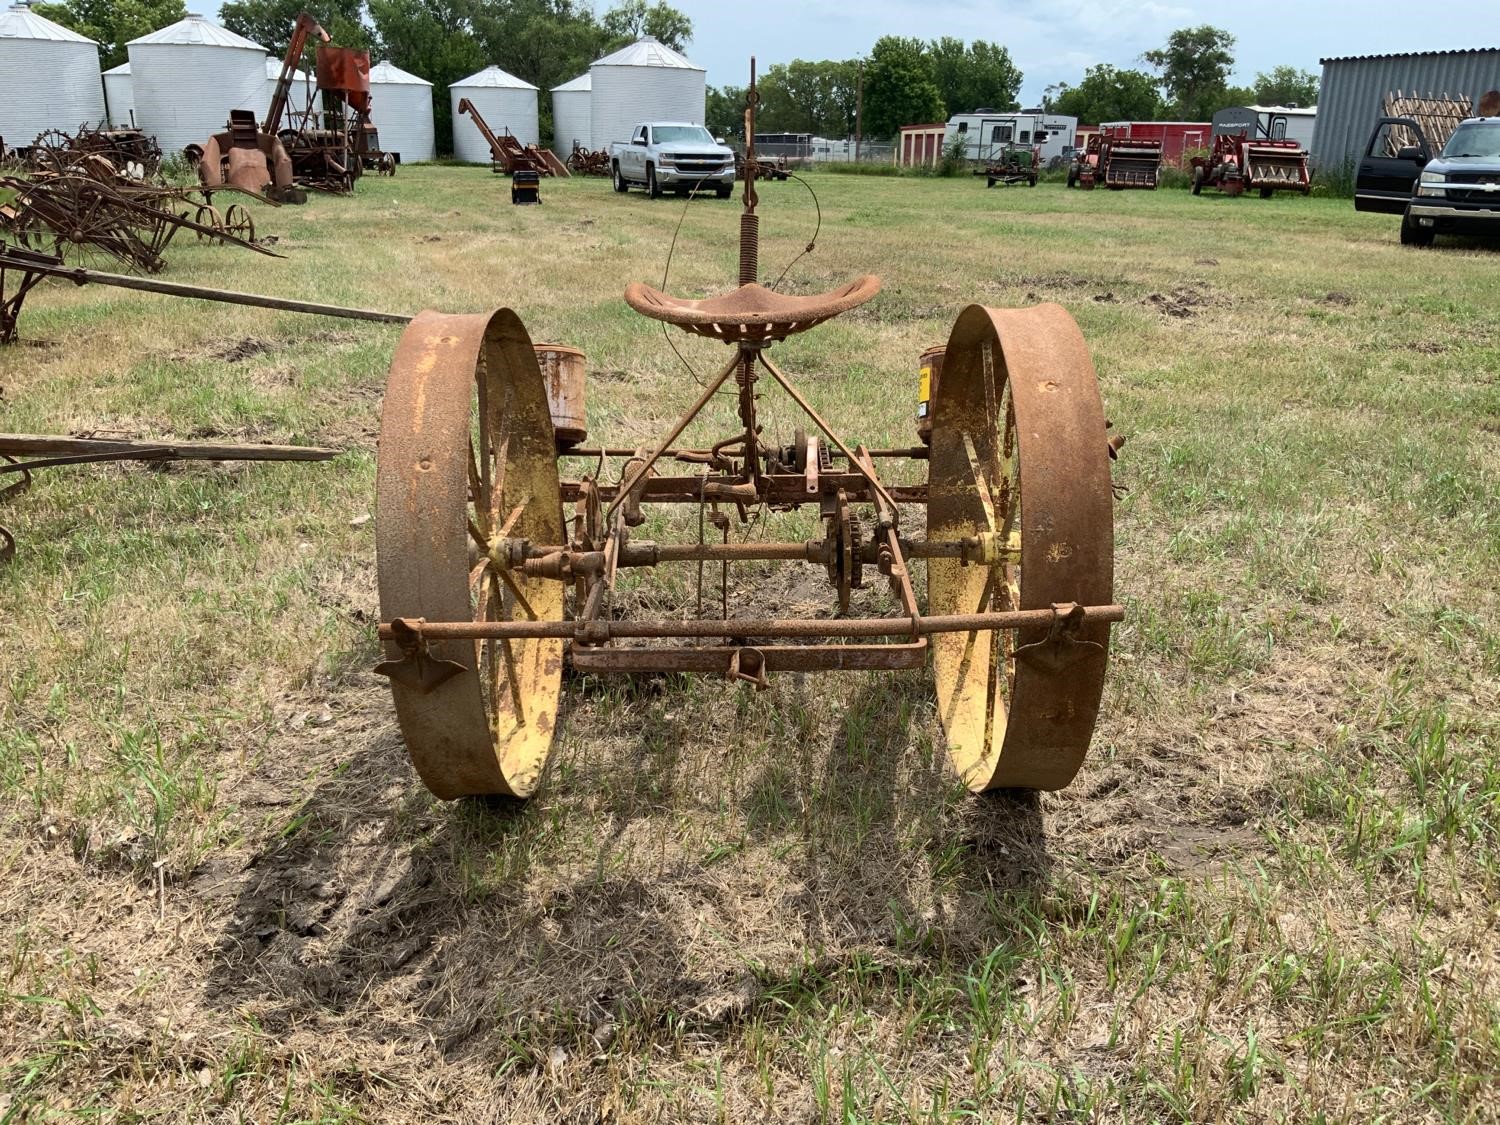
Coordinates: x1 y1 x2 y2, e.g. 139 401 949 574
372 65 1123 800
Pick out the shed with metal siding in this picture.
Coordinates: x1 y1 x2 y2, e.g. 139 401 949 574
266 56 320 124
1311 48 1500 170
103 61 134 128
128 15 267 155
551 72 590 153
449 65 539 163
370 61 434 162
588 37 705 151
0 4 106 146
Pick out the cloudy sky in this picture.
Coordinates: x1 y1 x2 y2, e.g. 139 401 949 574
670 1 1483 103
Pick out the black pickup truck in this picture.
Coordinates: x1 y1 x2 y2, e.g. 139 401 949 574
1355 115 1500 246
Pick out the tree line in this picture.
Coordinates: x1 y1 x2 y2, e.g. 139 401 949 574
1045 26 1318 126
706 35 1022 142
32 0 693 154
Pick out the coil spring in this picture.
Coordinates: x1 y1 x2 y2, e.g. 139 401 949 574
739 212 759 286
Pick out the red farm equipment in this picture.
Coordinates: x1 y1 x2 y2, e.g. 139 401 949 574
1190 107 1310 198
1067 129 1161 190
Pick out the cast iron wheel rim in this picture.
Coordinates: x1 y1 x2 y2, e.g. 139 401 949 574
926 303 1114 792
222 204 254 242
376 309 566 799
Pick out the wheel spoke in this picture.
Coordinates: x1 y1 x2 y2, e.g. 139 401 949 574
489 572 526 725
962 431 999 534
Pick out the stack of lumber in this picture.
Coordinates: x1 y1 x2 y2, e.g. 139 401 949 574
1380 91 1473 153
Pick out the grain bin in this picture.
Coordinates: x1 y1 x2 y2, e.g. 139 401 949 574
449 66 538 163
128 14 266 155
369 60 434 162
265 56 320 124
102 62 134 128
551 72 590 152
588 36 704 151
0 4 106 146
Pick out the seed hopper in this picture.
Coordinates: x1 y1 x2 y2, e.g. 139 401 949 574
373 67 1124 801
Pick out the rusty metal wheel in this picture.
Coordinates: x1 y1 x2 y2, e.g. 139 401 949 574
192 204 223 240
926 304 1114 791
376 309 566 800
222 204 254 242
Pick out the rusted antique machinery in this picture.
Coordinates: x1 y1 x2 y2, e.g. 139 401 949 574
373 63 1122 801
1190 111 1310 198
457 99 570 177
192 110 301 201
1068 130 1161 190
974 145 1039 188
0 173 273 275
566 145 611 176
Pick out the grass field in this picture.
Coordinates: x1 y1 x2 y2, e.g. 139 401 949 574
1 166 1498 1122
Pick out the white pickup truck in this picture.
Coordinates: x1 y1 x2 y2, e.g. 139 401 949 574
610 122 737 198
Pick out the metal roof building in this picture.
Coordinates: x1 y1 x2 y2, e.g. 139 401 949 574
449 65 538 162
1311 48 1500 170
0 4 106 146
588 37 705 151
265 56 319 123
128 15 267 154
551 72 590 153
369 60 435 163
103 61 134 128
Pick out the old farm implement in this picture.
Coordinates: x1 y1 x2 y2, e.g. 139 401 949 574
975 146 1039 187
0 173 274 274
1069 130 1161 190
457 100 570 178
566 145 611 176
0 433 335 564
372 64 1122 800
1190 108 1310 198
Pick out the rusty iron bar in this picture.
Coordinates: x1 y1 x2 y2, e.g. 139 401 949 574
512 537 989 568
0 249 410 324
381 603 1125 642
560 445 929 460
569 641 928 673
0 433 338 473
563 477 928 505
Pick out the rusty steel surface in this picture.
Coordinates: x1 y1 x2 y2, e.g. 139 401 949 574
623 277 882 344
927 304 1114 791
375 310 566 799
533 344 587 448
372 56 1122 802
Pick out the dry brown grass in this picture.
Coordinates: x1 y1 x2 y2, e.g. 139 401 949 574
1 167 1497 1122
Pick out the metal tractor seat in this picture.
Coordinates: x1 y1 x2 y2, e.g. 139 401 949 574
624 275 881 343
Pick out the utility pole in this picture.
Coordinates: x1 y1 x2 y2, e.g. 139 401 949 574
855 59 864 162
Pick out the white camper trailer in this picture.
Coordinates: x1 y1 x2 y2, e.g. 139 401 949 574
944 111 1077 164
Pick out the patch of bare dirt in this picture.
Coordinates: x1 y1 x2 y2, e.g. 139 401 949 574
1143 285 1216 319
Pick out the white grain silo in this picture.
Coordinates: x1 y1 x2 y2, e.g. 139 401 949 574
128 14 266 154
551 72 590 153
449 65 538 163
0 4 106 147
102 61 134 128
369 60 434 162
588 37 704 151
265 56 320 124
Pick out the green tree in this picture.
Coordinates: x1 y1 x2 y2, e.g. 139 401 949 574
32 0 185 69
1252 65 1318 107
927 37 1021 115
1049 64 1162 123
862 36 943 139
706 84 745 140
600 0 691 52
756 59 860 136
218 0 374 55
1142 24 1236 120
368 0 483 155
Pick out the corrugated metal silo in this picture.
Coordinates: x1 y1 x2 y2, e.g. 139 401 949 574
265 56 320 123
449 65 538 163
128 14 266 154
588 37 705 151
0 4 106 146
551 72 590 152
102 61 134 128
369 60 434 162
